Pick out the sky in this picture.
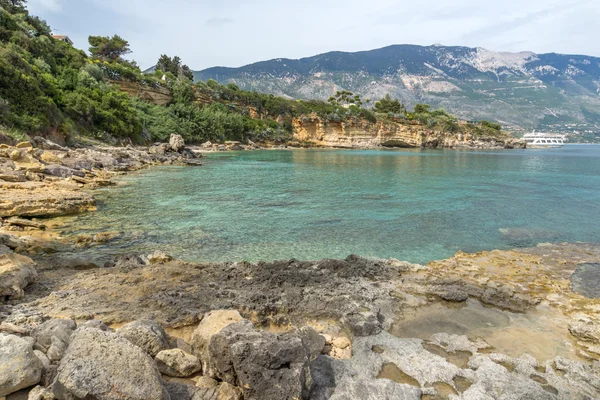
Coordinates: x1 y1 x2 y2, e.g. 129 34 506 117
27 0 600 71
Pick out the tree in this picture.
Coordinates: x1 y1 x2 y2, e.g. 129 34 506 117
155 54 194 81
414 103 431 114
0 0 27 13
88 35 131 62
373 94 405 114
328 90 362 107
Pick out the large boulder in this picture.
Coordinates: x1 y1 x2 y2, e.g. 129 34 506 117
191 310 245 376
53 327 170 400
155 349 201 378
0 334 43 396
0 247 37 301
169 134 185 153
117 319 170 357
208 320 325 400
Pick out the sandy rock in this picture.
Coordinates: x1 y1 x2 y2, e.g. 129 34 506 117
216 383 242 400
26 385 55 400
147 250 173 264
0 186 95 218
117 319 170 357
0 249 37 301
39 152 60 164
169 134 185 153
155 349 201 378
149 143 171 155
15 142 32 149
0 334 43 397
53 328 169 400
194 377 218 389
9 150 21 161
208 320 325 400
5 217 45 230
30 319 76 354
191 310 245 377
0 171 26 182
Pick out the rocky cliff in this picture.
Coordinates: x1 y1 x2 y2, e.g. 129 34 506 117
292 115 525 149
111 81 172 106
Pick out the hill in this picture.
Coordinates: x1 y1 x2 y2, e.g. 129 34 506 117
195 45 600 136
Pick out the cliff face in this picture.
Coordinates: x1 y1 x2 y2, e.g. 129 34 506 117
111 81 172 106
292 115 525 149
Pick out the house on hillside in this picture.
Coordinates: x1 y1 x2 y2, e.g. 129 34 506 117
52 35 73 45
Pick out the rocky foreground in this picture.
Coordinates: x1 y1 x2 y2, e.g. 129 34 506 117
1 138 599 399
1 232 600 399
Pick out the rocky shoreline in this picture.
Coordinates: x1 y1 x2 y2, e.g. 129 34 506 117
1 137 598 400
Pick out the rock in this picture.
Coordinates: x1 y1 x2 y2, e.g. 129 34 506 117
9 150 21 161
147 250 173 264
117 319 170 357
207 320 325 400
155 349 202 378
30 319 76 353
53 328 169 400
191 310 245 376
149 143 171 155
42 165 84 179
0 171 26 182
39 152 60 164
5 217 46 230
32 137 67 151
80 320 112 332
46 335 69 362
332 337 351 349
0 249 37 301
169 135 185 153
0 334 43 397
439 290 469 302
104 254 146 269
0 185 95 218
15 142 32 149
195 377 218 389
33 350 50 370
215 383 242 400
27 385 56 400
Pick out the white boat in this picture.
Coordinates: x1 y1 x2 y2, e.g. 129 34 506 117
522 132 566 148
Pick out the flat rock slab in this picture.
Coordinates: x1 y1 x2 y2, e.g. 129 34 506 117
0 187 95 218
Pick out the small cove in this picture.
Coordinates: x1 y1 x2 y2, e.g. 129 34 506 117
57 145 600 264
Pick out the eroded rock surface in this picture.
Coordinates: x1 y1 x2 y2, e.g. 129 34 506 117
0 333 43 397
53 327 169 400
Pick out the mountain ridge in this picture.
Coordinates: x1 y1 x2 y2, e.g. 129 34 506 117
194 44 600 134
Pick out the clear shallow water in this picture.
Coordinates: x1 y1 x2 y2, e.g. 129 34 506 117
60 145 600 264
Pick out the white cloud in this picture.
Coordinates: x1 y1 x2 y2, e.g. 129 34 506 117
27 0 600 70
28 0 64 13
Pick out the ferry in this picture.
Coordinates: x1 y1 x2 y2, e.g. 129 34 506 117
522 132 566 148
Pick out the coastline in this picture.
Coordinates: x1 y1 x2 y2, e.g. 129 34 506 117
2 137 600 399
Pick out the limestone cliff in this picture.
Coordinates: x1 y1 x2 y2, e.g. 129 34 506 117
292 115 525 149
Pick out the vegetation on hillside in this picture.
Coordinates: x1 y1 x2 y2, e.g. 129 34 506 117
0 1 506 145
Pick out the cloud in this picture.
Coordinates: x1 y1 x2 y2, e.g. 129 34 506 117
205 17 234 27
28 0 64 13
26 0 600 70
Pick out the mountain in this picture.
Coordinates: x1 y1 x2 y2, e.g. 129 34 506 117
195 45 600 132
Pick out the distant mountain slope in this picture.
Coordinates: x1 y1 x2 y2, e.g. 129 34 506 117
195 45 600 131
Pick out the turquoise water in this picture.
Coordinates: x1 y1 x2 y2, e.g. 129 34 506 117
61 145 600 264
